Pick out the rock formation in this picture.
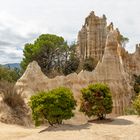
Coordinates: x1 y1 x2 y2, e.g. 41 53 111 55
77 11 107 61
119 44 140 78
77 11 140 79
15 61 49 101
15 29 134 117
0 11 139 126
88 30 133 115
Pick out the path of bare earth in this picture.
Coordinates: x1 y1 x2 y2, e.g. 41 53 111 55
0 115 140 140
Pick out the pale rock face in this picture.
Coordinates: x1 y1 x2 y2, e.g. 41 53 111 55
14 29 134 117
118 44 140 79
14 61 49 100
77 12 140 80
90 30 133 115
77 11 107 61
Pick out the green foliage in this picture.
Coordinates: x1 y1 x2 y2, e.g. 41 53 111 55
117 33 129 48
80 83 113 120
21 34 79 77
133 94 140 115
124 106 138 115
133 75 140 94
0 66 20 82
83 57 97 71
29 87 76 126
62 43 80 75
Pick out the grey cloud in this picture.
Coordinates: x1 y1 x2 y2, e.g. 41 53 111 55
0 40 12 46
0 26 39 64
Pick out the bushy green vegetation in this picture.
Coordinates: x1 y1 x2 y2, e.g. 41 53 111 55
83 57 97 71
124 75 140 115
133 75 140 95
0 66 20 82
124 106 138 115
29 87 76 126
133 94 140 115
80 83 113 120
21 34 79 77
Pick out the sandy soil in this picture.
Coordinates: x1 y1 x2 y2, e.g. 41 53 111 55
0 115 140 140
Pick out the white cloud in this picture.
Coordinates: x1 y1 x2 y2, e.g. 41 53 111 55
0 0 140 64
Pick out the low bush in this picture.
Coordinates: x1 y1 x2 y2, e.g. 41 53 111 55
80 83 113 120
29 87 76 126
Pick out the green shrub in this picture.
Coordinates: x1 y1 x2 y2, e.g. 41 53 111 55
124 106 138 115
29 87 76 126
83 57 97 71
133 75 140 95
80 83 113 120
133 94 140 115
0 66 20 82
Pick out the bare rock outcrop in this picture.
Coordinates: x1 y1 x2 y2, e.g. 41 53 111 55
77 11 107 61
15 61 49 100
89 30 133 115
77 11 140 80
15 29 134 117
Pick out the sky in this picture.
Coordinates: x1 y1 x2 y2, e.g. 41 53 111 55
0 0 140 64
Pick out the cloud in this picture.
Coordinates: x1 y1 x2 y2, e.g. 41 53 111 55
0 0 140 64
0 20 39 64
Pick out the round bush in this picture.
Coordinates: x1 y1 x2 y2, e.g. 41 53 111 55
29 87 76 126
80 83 113 120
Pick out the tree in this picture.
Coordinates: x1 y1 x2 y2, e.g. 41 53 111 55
117 29 129 48
80 83 113 120
0 66 20 83
133 94 140 115
62 43 80 75
21 34 80 77
21 34 68 77
29 87 76 126
83 57 97 71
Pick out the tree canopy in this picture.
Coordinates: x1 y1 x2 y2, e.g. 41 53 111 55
21 34 79 77
80 83 113 120
29 87 76 126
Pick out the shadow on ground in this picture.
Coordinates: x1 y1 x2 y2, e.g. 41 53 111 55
88 118 134 126
109 118 134 125
39 123 91 133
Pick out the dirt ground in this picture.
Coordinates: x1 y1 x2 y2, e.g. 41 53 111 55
0 115 140 140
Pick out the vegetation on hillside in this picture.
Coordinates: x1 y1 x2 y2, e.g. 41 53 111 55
0 66 20 83
133 75 140 95
133 94 140 115
83 57 97 71
125 75 140 115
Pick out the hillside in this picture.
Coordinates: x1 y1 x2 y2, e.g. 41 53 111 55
0 116 139 140
3 63 20 69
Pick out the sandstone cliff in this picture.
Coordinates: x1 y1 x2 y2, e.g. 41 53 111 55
14 29 134 118
77 11 107 61
77 11 140 80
